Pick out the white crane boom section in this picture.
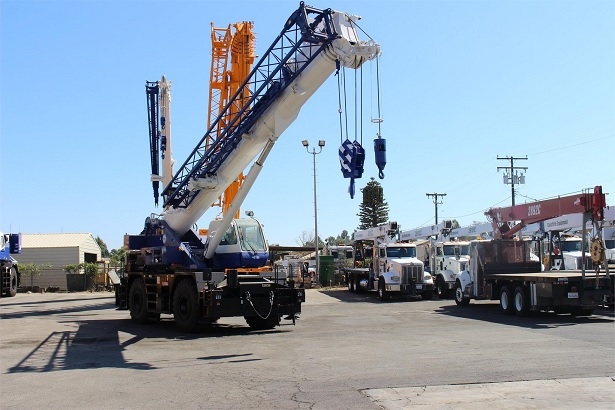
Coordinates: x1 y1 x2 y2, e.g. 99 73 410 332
163 8 380 238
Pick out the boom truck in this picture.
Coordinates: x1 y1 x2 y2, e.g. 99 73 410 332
343 222 434 301
0 232 21 297
115 2 382 332
400 221 493 298
454 186 613 316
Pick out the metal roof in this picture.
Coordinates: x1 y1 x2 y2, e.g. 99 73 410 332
21 233 98 249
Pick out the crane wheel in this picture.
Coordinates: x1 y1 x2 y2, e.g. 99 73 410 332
129 277 148 323
173 279 200 333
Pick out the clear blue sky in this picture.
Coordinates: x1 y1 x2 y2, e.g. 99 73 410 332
1 0 614 251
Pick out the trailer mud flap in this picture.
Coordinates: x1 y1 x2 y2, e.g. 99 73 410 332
530 282 537 308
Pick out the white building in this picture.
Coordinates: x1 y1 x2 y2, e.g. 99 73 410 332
16 233 102 290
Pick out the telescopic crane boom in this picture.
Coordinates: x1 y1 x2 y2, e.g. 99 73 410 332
486 186 606 239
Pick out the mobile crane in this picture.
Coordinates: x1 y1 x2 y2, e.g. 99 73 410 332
115 2 381 332
454 186 613 316
342 222 434 301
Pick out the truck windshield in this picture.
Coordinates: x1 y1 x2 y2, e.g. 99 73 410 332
559 240 583 252
459 245 470 256
387 247 416 258
443 244 470 256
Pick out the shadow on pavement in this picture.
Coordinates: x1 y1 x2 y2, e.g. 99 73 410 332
434 303 615 329
5 314 293 374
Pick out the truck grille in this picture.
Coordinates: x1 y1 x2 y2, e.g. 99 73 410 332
401 264 423 284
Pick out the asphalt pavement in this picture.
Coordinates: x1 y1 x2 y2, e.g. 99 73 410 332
1 288 614 409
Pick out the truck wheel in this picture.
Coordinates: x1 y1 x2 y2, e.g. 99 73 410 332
513 286 530 317
245 315 279 330
499 286 514 315
422 290 433 300
354 276 362 294
173 279 200 333
436 276 448 299
454 281 470 306
378 278 388 301
8 267 18 297
347 274 355 293
129 277 148 324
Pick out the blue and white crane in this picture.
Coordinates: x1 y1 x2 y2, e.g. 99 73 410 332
117 2 382 332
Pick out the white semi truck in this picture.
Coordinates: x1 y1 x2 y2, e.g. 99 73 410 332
400 221 492 298
343 222 434 301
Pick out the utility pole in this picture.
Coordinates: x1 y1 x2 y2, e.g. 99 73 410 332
497 156 528 207
426 192 446 225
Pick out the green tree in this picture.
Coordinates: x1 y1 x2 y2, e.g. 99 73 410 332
95 236 110 258
109 248 126 268
357 178 389 230
19 262 51 289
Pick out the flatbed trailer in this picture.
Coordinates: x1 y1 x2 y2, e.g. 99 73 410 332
454 240 614 316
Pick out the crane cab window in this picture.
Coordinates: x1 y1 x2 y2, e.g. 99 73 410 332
236 219 266 251
219 226 238 245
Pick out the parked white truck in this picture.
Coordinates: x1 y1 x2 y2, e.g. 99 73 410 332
343 222 433 301
400 221 492 298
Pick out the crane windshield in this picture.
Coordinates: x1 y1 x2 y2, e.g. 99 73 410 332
236 219 267 252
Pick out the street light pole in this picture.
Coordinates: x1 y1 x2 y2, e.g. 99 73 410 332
302 139 325 285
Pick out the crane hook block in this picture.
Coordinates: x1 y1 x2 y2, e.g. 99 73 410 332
374 137 386 179
339 139 365 199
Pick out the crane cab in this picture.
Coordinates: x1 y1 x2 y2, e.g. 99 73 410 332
205 218 269 270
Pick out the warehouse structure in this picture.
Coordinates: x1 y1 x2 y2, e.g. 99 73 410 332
16 233 102 291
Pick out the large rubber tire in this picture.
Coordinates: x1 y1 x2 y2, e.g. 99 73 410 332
129 277 148 324
347 274 355 293
454 281 470 306
436 276 448 299
354 276 362 294
422 290 433 300
8 267 18 297
513 286 530 317
500 286 514 315
173 279 200 333
378 278 388 302
245 315 279 330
